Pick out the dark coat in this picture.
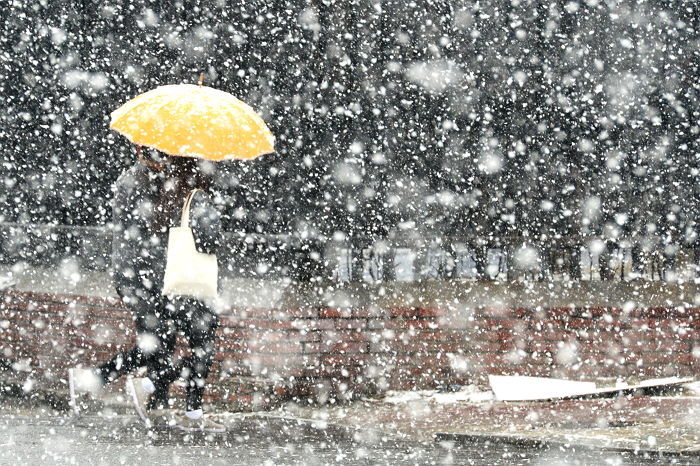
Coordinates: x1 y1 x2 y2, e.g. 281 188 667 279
110 162 222 300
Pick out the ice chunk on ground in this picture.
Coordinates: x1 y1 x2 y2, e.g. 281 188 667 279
379 386 493 404
489 375 596 401
490 375 694 401
0 274 16 290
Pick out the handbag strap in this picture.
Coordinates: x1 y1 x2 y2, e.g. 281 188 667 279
179 189 201 228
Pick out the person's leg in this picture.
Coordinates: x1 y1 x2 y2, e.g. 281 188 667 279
141 297 201 410
171 298 220 412
144 315 177 410
97 292 163 384
187 303 219 412
97 291 180 407
158 298 224 432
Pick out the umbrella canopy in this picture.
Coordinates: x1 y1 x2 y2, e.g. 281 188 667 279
110 84 275 161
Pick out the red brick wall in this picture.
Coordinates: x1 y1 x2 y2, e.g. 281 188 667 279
1 290 697 409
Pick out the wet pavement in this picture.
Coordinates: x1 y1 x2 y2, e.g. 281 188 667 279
0 407 695 465
278 393 700 456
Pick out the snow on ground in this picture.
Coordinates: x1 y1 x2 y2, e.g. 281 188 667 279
377 385 494 404
682 381 700 395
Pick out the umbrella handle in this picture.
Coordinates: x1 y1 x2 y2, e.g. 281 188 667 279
137 145 164 171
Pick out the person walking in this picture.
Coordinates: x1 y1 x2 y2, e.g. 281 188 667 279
69 149 225 433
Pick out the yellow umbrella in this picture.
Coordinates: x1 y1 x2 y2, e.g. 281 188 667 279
110 80 275 161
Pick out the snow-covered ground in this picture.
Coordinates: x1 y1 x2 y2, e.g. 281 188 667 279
378 386 494 405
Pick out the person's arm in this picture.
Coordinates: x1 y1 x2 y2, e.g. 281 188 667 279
189 190 222 255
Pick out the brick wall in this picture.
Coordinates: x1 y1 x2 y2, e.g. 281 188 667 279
1 290 698 410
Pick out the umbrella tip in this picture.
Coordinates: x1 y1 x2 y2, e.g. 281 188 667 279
198 73 205 87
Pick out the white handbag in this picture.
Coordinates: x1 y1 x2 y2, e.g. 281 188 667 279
162 189 218 300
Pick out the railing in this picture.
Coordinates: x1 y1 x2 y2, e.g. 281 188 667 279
324 235 696 283
0 223 696 283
